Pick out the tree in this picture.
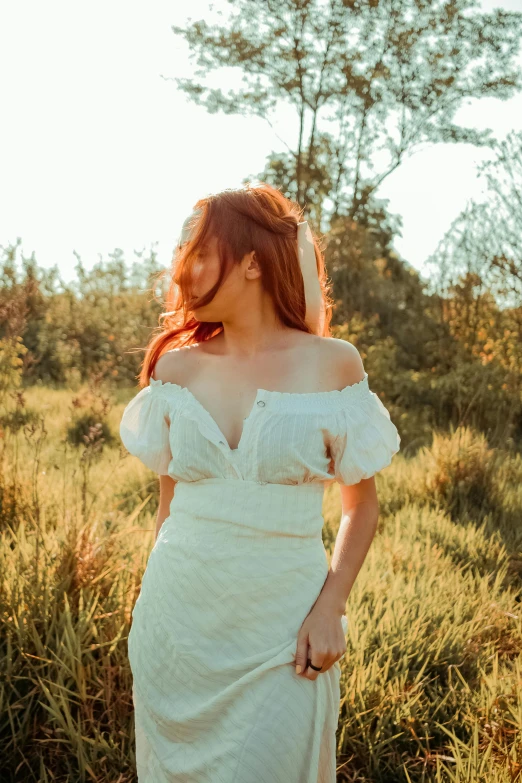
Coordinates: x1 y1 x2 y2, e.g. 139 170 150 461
424 130 522 439
171 0 522 226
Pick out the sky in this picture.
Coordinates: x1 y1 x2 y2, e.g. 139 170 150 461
1 0 521 285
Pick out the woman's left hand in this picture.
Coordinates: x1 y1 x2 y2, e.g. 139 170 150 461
294 606 347 680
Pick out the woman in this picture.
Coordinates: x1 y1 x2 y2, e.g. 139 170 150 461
120 182 400 782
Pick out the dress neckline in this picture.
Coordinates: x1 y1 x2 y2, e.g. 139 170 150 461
148 371 369 399
148 372 370 453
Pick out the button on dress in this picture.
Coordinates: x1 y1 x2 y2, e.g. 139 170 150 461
119 372 401 782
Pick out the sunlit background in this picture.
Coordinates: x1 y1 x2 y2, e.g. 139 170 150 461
2 4 522 780
1 0 521 283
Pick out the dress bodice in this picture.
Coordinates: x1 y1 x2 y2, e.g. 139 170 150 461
119 372 401 486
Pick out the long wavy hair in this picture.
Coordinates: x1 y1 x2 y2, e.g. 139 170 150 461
137 182 334 388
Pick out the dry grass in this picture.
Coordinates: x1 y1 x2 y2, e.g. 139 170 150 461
1 386 521 782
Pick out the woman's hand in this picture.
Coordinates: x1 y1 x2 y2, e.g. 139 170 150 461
293 607 347 680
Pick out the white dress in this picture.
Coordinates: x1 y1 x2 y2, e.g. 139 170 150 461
119 371 400 783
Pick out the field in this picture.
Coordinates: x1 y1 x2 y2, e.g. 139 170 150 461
1 384 521 782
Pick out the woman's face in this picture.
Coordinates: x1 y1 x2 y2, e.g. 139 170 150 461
187 235 259 322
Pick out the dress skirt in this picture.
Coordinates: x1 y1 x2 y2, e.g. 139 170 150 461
128 478 348 783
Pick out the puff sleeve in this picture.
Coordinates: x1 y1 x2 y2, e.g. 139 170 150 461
331 386 401 486
119 386 173 475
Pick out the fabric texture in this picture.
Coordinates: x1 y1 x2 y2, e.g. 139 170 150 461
120 371 401 782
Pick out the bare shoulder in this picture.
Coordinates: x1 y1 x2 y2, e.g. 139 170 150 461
318 336 366 387
152 345 199 385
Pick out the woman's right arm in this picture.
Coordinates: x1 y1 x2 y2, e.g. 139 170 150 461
156 474 177 541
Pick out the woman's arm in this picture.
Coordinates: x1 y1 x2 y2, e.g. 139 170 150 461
294 479 379 680
314 478 379 615
155 474 177 541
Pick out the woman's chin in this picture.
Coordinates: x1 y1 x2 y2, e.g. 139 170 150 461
192 306 216 320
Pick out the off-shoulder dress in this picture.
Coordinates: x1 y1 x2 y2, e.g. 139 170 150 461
119 372 400 782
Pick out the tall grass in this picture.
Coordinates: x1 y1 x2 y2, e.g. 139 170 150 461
1 387 521 782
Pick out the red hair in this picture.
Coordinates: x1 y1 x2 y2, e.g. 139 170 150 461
137 182 334 388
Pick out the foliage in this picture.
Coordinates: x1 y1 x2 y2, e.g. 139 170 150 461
0 241 169 388
1 389 521 781
2 3 522 776
65 385 115 451
417 425 497 519
171 0 522 225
